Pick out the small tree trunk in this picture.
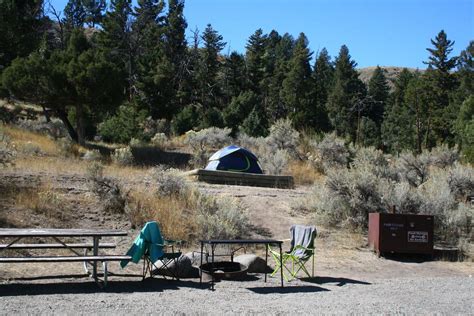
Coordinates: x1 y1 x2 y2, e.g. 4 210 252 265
75 104 86 146
42 106 51 123
56 109 78 142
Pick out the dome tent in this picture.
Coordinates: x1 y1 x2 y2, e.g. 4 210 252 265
205 145 263 174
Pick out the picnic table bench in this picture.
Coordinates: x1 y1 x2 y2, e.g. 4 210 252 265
0 228 131 287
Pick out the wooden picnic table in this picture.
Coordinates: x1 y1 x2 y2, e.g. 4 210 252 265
0 228 131 287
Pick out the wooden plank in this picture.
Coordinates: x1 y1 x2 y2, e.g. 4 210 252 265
0 243 116 249
0 255 132 263
185 169 294 189
0 229 128 238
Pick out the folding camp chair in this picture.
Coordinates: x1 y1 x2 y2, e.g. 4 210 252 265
120 221 182 280
268 225 316 281
142 239 182 281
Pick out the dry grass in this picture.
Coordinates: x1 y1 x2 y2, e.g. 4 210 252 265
3 125 60 156
13 182 68 220
288 160 324 186
104 164 150 183
14 156 89 175
127 186 197 241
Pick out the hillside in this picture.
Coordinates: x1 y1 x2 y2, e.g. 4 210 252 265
358 66 422 89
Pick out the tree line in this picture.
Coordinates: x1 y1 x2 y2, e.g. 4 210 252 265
0 0 472 161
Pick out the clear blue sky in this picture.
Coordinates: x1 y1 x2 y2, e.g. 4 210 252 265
49 0 473 69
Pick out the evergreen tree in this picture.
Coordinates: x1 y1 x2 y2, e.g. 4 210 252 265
221 51 247 103
423 30 459 145
326 45 366 142
311 48 333 132
133 0 166 117
83 0 106 27
404 73 436 152
64 0 86 29
196 24 226 109
382 68 416 153
99 0 132 100
223 91 257 132
245 29 266 93
281 33 314 128
0 0 45 69
262 32 294 122
240 105 268 137
367 66 389 127
456 41 474 101
454 96 474 163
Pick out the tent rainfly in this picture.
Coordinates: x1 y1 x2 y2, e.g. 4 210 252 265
205 145 263 174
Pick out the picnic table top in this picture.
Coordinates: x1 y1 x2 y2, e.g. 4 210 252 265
0 228 128 238
200 239 283 245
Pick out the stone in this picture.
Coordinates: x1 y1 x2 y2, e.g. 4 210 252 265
234 254 272 273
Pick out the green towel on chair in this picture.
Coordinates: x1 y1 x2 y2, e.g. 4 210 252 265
120 221 164 268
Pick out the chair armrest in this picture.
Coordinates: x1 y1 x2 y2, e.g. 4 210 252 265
290 245 315 254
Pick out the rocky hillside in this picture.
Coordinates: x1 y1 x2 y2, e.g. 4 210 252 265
358 66 422 90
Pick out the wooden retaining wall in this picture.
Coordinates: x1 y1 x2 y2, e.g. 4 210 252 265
184 169 294 189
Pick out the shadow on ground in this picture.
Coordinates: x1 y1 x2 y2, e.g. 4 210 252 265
379 253 434 263
0 275 202 296
247 285 330 294
300 276 371 286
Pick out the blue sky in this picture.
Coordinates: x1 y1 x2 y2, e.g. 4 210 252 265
49 0 473 68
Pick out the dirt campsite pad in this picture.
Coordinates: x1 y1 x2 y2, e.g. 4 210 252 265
0 174 473 314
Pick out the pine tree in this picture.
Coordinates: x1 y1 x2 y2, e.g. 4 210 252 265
311 48 333 132
245 29 266 93
382 68 416 153
98 0 132 100
83 0 106 27
133 0 166 117
367 66 389 127
262 32 294 122
326 45 366 142
221 51 247 103
0 0 45 69
281 33 314 128
423 30 459 145
196 24 226 109
64 0 86 29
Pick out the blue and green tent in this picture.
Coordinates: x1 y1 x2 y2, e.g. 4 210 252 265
205 145 263 174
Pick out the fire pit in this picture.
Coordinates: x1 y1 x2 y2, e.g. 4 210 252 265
200 261 248 281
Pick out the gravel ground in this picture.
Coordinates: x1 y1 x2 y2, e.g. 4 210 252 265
1 275 473 315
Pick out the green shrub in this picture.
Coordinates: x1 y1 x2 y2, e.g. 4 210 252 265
98 104 146 144
171 104 199 135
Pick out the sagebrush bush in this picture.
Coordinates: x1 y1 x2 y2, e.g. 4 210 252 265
429 145 459 168
16 118 68 139
266 118 299 157
307 133 351 173
447 163 474 201
0 128 15 167
196 194 249 240
185 127 232 151
82 149 102 161
57 137 80 158
148 166 190 197
185 127 232 168
397 151 431 187
304 147 474 248
259 149 289 175
151 133 168 148
86 162 126 213
111 146 134 166
22 141 43 156
129 168 249 241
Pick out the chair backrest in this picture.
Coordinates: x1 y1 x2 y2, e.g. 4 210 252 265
289 225 317 259
141 221 165 261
